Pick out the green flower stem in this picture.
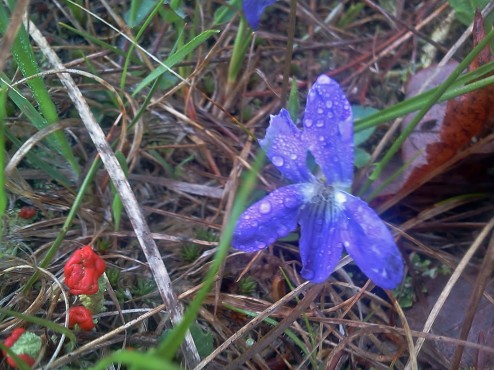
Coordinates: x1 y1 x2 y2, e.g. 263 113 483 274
227 17 251 85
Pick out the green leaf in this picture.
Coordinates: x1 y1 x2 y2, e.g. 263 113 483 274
352 105 377 145
448 0 490 25
354 147 371 168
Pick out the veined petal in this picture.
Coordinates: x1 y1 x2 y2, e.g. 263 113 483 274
242 0 276 29
302 75 354 185
259 109 314 183
336 190 404 289
232 183 317 252
298 194 344 283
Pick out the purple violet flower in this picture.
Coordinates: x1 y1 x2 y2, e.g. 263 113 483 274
232 75 404 289
242 0 277 29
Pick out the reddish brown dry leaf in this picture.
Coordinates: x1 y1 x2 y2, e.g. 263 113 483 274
399 11 494 193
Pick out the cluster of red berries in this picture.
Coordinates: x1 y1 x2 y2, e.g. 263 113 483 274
64 245 106 331
2 246 106 368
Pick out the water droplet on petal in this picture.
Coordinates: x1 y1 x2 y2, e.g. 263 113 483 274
272 155 284 167
319 136 325 141
316 75 331 84
327 111 333 119
343 241 350 248
283 197 298 209
326 100 333 108
259 201 272 214
277 226 287 236
256 241 266 249
316 120 324 128
317 108 324 114
290 153 297 160
304 119 313 127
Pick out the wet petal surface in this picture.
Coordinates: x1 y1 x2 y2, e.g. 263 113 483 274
232 183 317 252
259 109 314 183
298 193 344 283
302 75 354 185
337 191 404 289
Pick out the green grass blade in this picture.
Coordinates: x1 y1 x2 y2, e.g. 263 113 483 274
59 22 124 57
355 59 494 132
287 78 300 122
90 350 181 370
121 0 163 90
132 29 219 95
156 150 266 360
0 3 80 174
23 158 102 291
0 308 77 346
0 343 31 370
111 152 128 231
223 302 310 356
360 26 494 195
5 130 72 188
227 17 250 84
0 85 6 238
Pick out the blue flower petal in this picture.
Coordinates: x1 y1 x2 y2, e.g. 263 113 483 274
232 183 317 252
242 0 277 29
298 194 344 283
337 191 404 289
302 75 354 186
259 109 314 183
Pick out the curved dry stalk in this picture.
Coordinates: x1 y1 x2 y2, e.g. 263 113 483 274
24 17 200 368
389 292 417 370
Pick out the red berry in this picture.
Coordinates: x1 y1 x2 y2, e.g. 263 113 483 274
68 306 95 331
18 207 36 219
64 246 106 295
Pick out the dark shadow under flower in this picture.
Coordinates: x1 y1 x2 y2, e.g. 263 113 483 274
232 75 404 289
